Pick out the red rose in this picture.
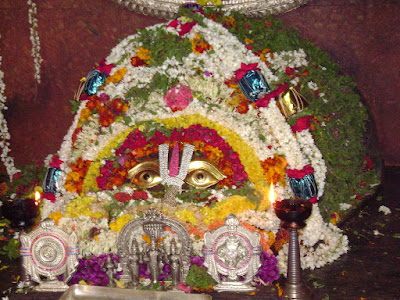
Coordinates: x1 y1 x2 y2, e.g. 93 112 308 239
131 191 149 200
114 192 131 203
291 116 311 133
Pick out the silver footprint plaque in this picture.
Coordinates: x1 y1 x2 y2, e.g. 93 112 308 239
20 218 79 292
203 214 262 292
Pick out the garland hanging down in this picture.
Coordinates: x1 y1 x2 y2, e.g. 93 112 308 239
2 7 379 288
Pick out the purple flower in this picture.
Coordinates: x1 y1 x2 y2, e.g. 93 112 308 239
255 252 280 285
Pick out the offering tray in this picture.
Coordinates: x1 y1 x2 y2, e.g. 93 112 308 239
59 285 212 300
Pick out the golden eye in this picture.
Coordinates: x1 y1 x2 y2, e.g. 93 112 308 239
185 160 226 189
127 161 162 188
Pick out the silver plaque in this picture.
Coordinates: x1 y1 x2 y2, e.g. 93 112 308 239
20 218 79 292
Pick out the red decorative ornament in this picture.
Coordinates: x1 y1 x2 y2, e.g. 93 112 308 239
291 116 311 133
286 164 314 179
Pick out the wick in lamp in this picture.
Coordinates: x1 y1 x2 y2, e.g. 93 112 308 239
270 184 316 299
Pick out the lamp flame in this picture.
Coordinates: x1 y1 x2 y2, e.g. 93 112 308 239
269 182 275 204
34 191 41 206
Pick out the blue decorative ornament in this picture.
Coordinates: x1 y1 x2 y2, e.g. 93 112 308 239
289 173 318 200
83 69 106 96
42 167 62 194
238 70 270 102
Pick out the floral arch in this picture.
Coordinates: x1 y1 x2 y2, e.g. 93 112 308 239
37 7 378 285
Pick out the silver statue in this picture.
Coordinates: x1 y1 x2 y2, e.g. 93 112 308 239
112 0 310 19
128 239 140 288
169 239 182 286
105 254 115 287
202 214 262 292
117 209 192 287
19 218 79 292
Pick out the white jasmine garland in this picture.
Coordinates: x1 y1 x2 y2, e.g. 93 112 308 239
0 36 19 179
258 100 306 169
295 129 327 197
266 49 308 75
58 100 88 163
71 115 100 162
27 0 43 84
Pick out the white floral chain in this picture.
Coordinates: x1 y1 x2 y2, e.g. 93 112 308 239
27 0 43 84
0 35 19 179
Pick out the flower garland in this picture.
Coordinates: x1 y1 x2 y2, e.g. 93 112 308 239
0 35 19 179
27 0 43 84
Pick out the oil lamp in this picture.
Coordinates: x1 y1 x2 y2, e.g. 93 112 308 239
2 197 40 287
270 184 316 299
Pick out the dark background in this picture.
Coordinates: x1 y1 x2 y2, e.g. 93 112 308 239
0 0 399 172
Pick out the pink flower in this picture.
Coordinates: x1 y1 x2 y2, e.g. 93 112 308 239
234 63 260 81
177 283 192 293
291 116 312 133
164 85 193 112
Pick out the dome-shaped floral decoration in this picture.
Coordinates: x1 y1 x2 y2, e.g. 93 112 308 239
40 7 378 286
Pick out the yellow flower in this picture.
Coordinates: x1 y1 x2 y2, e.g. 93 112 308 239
201 195 255 225
115 280 126 289
48 211 63 226
105 67 127 84
254 182 271 211
175 209 197 226
78 108 92 123
65 196 96 218
244 38 254 44
137 47 151 61
109 214 133 232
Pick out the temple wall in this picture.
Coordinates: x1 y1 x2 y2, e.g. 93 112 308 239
0 0 399 171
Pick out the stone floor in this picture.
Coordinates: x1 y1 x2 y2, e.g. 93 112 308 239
1 167 399 299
